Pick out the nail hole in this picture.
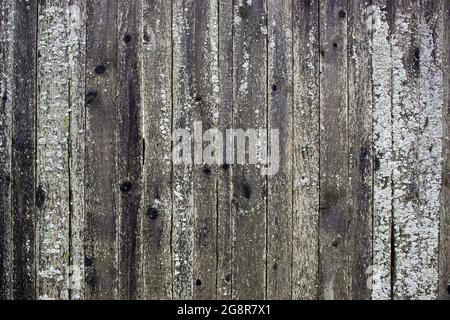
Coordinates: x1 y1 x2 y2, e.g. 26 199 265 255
203 165 211 176
86 90 98 104
143 33 150 43
272 264 278 271
332 240 339 247
225 274 231 282
242 183 252 199
339 10 346 18
146 207 159 220
2 95 6 101
222 163 230 171
123 33 132 43
84 257 93 267
333 43 338 48
120 181 132 193
320 49 325 57
272 84 277 92
94 65 106 75
194 94 202 102
196 279 202 286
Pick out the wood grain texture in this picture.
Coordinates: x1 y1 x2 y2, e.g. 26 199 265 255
318 0 350 300
266 0 292 300
231 0 267 300
390 0 443 300
292 0 320 300
439 0 450 301
190 0 219 300
67 0 86 300
85 0 119 299
140 0 173 300
116 0 143 300
347 0 373 300
415 0 444 300
216 0 233 300
0 0 13 300
0 0 448 301
172 0 195 299
372 0 394 300
36 0 72 299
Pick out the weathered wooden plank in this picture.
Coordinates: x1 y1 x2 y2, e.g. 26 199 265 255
231 0 267 299
414 0 444 300
36 0 72 299
391 0 421 300
172 0 220 300
216 0 234 300
190 0 219 300
347 0 373 299
439 0 450 301
292 0 320 300
116 0 143 300
140 0 173 300
266 0 292 300
0 0 13 300
85 0 119 299
172 0 195 299
390 0 441 300
9 0 38 300
318 0 350 300
67 0 86 300
372 0 394 300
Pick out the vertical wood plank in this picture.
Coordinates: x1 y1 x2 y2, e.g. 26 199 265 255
67 0 86 300
216 0 234 300
439 0 450 301
140 0 173 300
391 0 421 300
389 0 441 299
191 0 219 300
266 0 292 300
172 0 220 300
10 0 38 300
372 0 394 300
116 0 143 300
415 0 444 299
231 0 267 299
36 0 72 299
0 0 13 300
172 0 195 299
85 0 119 299
319 0 350 300
347 0 373 299
292 0 320 300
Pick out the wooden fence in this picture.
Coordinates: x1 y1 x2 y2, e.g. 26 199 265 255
0 0 449 300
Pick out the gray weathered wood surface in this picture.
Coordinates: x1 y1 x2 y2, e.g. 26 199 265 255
0 0 448 300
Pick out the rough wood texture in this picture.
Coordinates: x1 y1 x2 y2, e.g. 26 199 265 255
67 0 86 300
140 0 173 300
85 0 119 299
439 0 450 301
266 0 292 300
372 0 394 300
231 0 267 300
347 0 373 300
116 0 143 300
319 0 350 300
0 0 13 300
0 0 448 300
216 0 233 300
292 0 320 300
